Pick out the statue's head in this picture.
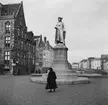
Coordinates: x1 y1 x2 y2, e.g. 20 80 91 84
58 17 63 21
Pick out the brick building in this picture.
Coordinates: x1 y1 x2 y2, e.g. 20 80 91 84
26 31 36 74
0 2 35 75
34 35 45 72
43 37 54 71
34 35 54 73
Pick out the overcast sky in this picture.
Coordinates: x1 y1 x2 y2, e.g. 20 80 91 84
1 0 108 63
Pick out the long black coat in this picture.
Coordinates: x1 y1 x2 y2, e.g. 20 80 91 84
46 71 57 89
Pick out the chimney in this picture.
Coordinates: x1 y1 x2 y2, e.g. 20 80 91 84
44 37 47 43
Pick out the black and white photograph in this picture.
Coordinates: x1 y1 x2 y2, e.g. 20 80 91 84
0 0 108 105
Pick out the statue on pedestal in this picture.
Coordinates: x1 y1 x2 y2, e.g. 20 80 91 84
39 17 90 85
55 17 66 45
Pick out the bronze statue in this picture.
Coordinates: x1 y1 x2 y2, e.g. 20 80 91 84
55 17 66 45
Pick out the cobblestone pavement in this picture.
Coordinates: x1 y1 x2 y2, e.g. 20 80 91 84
0 75 108 105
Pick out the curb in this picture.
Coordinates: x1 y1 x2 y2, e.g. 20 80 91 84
30 77 90 85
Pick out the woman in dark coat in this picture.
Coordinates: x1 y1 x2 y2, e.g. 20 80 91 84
46 68 57 92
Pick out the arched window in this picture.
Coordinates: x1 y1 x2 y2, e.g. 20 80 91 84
5 21 11 33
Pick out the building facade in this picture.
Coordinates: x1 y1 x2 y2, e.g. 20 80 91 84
91 58 101 70
103 61 108 72
0 2 35 75
26 31 36 73
34 35 45 72
87 57 95 69
34 35 54 73
82 59 88 70
72 62 79 69
101 54 108 70
79 59 88 70
43 37 54 68
79 60 83 69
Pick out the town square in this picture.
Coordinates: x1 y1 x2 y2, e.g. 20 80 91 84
0 0 108 105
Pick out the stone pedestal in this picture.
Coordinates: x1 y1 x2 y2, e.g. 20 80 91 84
52 44 69 72
52 44 77 79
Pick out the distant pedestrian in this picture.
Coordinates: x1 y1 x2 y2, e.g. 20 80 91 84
38 69 41 74
18 69 20 75
45 68 57 92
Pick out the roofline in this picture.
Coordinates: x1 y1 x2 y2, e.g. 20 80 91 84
0 3 3 7
27 31 33 33
3 2 21 5
14 2 22 18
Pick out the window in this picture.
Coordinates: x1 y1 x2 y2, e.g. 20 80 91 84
0 35 3 40
17 53 19 57
18 28 20 36
21 41 23 49
28 44 30 50
21 31 23 38
25 34 26 39
5 36 10 47
4 51 10 64
5 21 11 33
23 43 25 51
33 46 35 52
26 43 27 50
24 55 26 65
33 59 35 65
32 56 35 65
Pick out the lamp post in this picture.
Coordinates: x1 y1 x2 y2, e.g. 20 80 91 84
10 59 13 75
16 61 19 75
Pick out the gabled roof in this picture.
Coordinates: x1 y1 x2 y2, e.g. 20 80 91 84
1 3 21 16
82 59 87 62
34 36 41 39
72 62 79 65
34 35 45 48
27 31 33 35
88 57 95 60
94 58 101 60
27 31 33 38
0 3 3 8
38 40 45 48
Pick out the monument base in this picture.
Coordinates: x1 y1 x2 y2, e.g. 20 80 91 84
31 74 90 85
30 44 90 85
52 44 69 72
51 43 77 80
